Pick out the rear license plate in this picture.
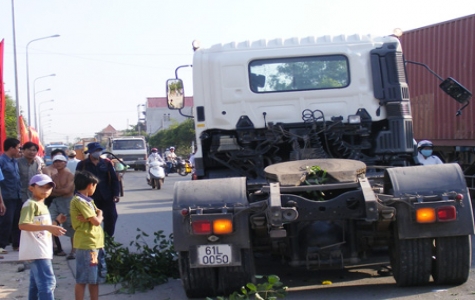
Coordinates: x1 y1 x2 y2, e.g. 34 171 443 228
197 244 232 266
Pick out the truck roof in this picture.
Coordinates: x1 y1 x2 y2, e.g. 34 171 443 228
111 136 145 140
205 34 391 52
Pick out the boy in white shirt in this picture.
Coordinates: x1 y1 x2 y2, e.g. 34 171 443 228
18 174 67 299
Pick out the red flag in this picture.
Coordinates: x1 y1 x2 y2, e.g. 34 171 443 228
0 39 6 152
19 115 29 144
29 126 44 156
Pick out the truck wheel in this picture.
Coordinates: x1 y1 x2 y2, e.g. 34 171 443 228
390 226 432 286
217 249 256 296
179 251 217 298
432 235 471 285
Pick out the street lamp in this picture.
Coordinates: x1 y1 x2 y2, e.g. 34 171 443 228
33 73 55 129
34 88 51 128
10 0 21 138
38 99 54 142
39 110 52 144
26 34 60 132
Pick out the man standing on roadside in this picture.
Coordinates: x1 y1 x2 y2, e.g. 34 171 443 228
66 150 80 174
50 155 76 259
76 142 120 237
17 142 42 203
42 149 67 178
0 138 22 253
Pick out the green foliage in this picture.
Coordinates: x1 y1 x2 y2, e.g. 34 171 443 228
104 229 179 294
122 123 148 138
168 80 183 93
207 275 288 300
304 165 327 185
148 118 195 157
300 165 327 200
267 58 348 91
5 95 18 138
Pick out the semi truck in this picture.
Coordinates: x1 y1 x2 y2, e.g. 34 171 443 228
167 33 474 298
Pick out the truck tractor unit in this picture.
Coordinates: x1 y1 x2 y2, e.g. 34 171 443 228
167 34 474 298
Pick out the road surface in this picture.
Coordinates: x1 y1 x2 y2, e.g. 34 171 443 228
113 171 475 299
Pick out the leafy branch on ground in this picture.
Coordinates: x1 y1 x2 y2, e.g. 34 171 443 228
104 229 179 293
207 275 288 300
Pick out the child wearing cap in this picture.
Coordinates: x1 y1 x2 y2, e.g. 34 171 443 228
18 174 67 299
70 170 107 300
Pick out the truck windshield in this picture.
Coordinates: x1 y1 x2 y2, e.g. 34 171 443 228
249 55 349 93
112 140 145 150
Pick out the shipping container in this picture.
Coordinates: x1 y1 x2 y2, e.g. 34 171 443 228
400 14 475 172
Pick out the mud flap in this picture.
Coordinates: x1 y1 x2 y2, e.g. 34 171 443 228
172 177 250 252
384 163 475 239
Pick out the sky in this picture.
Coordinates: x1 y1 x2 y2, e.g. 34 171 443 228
1 0 475 145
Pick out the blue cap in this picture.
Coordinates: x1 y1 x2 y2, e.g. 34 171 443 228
85 142 103 154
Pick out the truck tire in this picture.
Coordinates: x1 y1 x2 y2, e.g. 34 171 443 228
390 226 432 286
217 249 256 296
432 235 471 285
179 251 217 298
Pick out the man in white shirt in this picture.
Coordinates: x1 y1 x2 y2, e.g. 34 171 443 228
165 147 177 175
66 150 80 173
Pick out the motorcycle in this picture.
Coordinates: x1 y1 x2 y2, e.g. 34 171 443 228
166 157 191 176
147 160 166 189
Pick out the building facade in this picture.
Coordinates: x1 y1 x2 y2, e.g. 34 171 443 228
145 96 193 135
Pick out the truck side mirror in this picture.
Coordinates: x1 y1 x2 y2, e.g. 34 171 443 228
439 77 472 104
166 78 185 110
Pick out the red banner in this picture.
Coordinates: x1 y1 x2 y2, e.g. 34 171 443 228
19 115 29 144
29 126 44 156
0 39 6 152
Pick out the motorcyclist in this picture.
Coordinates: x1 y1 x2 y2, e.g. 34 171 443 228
166 146 177 175
416 140 443 165
148 148 164 163
147 148 165 184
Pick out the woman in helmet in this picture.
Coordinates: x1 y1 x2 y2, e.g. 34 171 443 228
417 140 443 165
146 148 165 185
148 148 163 163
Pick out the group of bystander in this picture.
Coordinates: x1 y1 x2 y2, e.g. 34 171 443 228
0 139 120 300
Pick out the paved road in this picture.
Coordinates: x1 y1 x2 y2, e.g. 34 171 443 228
119 171 475 300
5 170 470 299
